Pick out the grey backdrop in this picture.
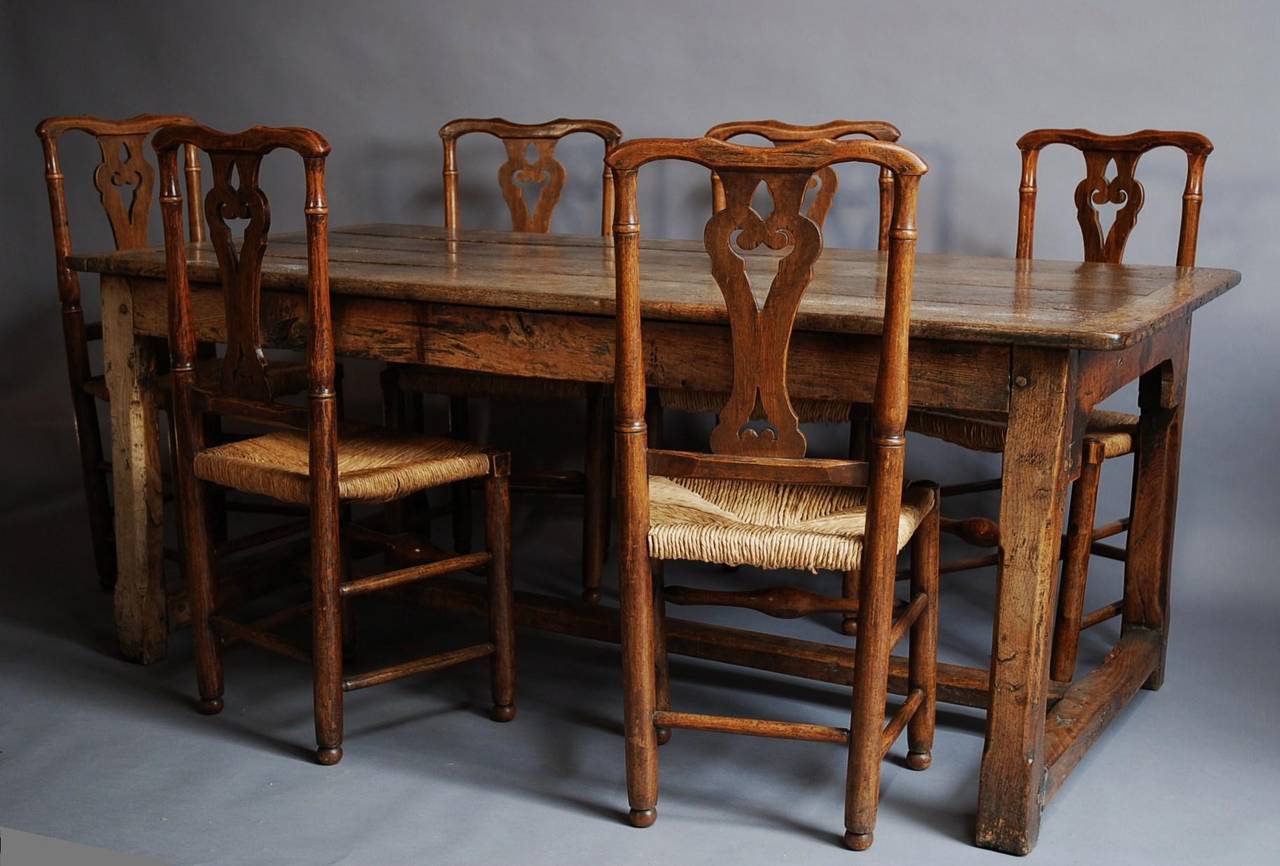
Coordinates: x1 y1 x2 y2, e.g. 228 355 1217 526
1 2 1277 864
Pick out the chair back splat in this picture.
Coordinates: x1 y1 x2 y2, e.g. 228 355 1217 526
706 119 900 246
1015 128 1213 267
155 124 332 436
440 117 622 235
35 113 205 587
606 135 934 849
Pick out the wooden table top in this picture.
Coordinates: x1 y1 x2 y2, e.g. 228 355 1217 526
71 223 1240 351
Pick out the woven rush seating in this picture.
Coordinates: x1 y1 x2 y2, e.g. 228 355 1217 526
194 426 494 505
649 476 934 573
906 408 1138 457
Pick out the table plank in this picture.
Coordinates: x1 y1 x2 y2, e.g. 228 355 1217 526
70 224 1240 351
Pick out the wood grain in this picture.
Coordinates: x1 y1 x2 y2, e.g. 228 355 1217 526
71 224 1240 351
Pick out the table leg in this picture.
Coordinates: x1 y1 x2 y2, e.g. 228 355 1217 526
1123 333 1189 690
976 347 1076 854
101 275 168 663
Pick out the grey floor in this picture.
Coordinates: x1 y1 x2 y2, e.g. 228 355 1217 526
1 489 1276 866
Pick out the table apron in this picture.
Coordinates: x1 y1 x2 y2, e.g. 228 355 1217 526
126 278 1013 412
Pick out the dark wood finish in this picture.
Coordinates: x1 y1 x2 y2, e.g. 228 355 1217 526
975 347 1076 853
413 576 1068 709
706 119 900 248
155 122 515 762
36 113 204 592
1016 128 1212 267
440 117 622 235
1021 130 1211 684
606 135 936 850
73 223 1238 352
702 121 902 635
400 117 623 603
935 129 1213 689
76 219 1238 853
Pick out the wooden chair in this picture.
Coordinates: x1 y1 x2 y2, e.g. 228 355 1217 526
608 135 938 850
906 129 1212 682
37 114 205 588
37 114 323 594
155 123 516 764
651 119 901 636
381 117 622 603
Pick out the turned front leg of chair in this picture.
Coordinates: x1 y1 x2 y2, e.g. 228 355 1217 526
843 556 896 851
652 561 671 745
1050 438 1106 683
449 396 473 554
379 369 408 538
184 476 224 717
907 482 940 770
312 493 345 766
841 568 860 636
582 385 611 603
485 464 517 722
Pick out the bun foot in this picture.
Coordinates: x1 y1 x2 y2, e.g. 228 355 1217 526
628 807 657 828
196 697 223 715
843 831 874 851
906 750 932 771
315 746 343 766
490 704 517 723
656 726 671 745
840 618 858 637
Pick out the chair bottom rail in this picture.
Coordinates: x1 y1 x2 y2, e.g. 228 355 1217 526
652 710 849 744
880 688 924 756
342 643 494 691
340 552 491 597
411 577 1070 709
211 614 310 663
1080 600 1124 630
887 592 928 648
210 607 495 694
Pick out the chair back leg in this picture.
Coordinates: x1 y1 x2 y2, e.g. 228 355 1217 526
485 466 517 721
1051 438 1106 682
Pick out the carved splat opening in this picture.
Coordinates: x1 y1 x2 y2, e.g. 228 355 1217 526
93 134 154 249
705 171 822 458
204 151 273 402
1074 150 1145 264
498 138 566 232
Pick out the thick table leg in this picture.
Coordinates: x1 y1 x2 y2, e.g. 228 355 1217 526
976 347 1075 854
1123 334 1189 690
101 275 168 663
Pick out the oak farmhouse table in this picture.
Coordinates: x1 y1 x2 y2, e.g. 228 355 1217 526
70 223 1239 854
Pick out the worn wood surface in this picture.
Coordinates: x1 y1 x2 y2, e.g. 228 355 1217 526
76 218 1236 854
37 114 205 590
603 136 934 850
70 223 1240 352
975 347 1076 855
100 275 168 662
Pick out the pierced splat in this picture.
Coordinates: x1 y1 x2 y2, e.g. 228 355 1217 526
705 170 822 458
1016 128 1213 267
1074 151 1144 264
93 133 155 250
498 139 566 232
706 119 901 247
802 167 839 228
439 117 622 237
204 151 273 402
